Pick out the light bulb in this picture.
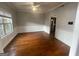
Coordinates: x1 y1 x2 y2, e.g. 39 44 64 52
33 7 36 11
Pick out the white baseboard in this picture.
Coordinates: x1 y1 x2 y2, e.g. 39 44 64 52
17 26 44 33
43 26 50 34
55 29 73 46
0 27 18 53
0 25 71 53
43 26 71 46
0 49 4 53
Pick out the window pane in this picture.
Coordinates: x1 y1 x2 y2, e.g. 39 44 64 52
0 17 2 23
0 10 13 39
3 18 12 23
4 24 13 34
0 25 5 37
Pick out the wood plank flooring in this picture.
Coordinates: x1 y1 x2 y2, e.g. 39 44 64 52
4 31 70 56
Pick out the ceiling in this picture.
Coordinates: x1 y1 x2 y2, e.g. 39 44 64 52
7 2 65 13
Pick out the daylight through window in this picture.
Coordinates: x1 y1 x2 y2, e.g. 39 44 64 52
0 14 13 39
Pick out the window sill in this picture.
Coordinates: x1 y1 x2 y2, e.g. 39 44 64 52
0 31 13 39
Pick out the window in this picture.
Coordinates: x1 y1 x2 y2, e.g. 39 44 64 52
0 15 13 39
0 17 4 38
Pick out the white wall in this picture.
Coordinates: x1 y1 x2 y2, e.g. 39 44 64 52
16 12 45 33
69 3 79 56
44 3 77 46
0 3 17 53
0 2 78 55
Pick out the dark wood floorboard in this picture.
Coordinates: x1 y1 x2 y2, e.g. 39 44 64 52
4 31 70 56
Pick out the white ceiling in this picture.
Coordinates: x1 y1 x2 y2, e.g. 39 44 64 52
7 2 65 13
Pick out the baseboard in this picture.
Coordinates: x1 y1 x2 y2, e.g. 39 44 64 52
0 49 4 53
44 31 70 47
55 38 70 47
3 33 18 52
4 32 18 49
43 26 50 34
0 28 18 53
17 26 44 33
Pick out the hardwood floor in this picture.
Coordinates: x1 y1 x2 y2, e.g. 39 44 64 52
4 31 70 56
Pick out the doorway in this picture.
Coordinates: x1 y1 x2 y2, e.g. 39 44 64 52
50 17 56 38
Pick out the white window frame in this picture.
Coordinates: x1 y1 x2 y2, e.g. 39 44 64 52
0 15 13 39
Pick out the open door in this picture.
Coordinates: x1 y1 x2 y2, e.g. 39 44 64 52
50 17 56 39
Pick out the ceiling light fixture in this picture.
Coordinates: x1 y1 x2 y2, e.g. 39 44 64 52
31 3 40 12
32 6 37 11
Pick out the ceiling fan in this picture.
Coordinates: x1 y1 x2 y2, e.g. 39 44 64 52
31 2 40 8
